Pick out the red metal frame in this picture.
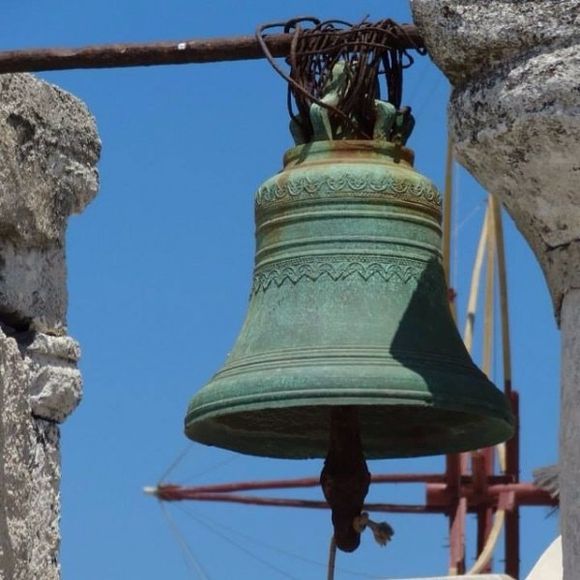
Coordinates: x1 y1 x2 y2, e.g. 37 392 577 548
156 393 553 578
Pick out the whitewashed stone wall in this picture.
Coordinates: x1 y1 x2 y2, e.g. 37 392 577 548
410 1 580 578
0 73 100 580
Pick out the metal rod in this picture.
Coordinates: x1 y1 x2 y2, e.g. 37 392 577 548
442 134 454 293
154 473 448 496
0 24 422 74
153 490 442 514
473 452 488 555
446 450 467 575
505 392 521 578
483 193 496 377
426 482 558 508
449 495 467 574
147 476 554 514
443 133 465 575
477 449 496 573
152 472 512 497
153 483 555 512
492 195 513 394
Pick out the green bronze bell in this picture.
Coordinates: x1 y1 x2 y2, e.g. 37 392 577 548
185 139 514 459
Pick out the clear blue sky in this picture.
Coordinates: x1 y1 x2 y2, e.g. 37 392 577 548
2 1 559 578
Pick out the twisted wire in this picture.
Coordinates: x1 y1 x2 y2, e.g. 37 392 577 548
257 17 425 141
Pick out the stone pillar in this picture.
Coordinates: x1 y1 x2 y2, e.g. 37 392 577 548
0 74 100 579
410 1 580 577
560 289 580 576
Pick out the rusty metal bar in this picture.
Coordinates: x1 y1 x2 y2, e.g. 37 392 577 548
473 452 489 565
505 391 521 578
426 482 558 508
152 472 514 497
154 489 442 514
478 449 496 573
442 134 454 295
0 24 422 74
155 473 447 496
449 497 467 574
154 481 556 512
492 195 513 395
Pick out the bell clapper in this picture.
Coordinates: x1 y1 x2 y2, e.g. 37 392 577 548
353 512 395 547
320 407 395 555
320 406 371 552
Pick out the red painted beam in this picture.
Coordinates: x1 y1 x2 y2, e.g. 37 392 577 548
157 472 448 496
151 487 445 513
427 482 558 509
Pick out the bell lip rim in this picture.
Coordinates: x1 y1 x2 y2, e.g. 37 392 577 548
184 388 515 460
185 390 515 431
183 432 516 461
184 404 515 460
283 140 415 167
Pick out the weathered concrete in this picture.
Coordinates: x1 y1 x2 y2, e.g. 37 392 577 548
0 74 100 579
0 73 100 330
560 290 580 578
413 0 580 315
27 333 83 422
0 329 32 580
411 0 580 86
411 1 580 577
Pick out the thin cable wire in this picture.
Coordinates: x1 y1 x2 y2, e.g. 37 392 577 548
412 74 445 119
184 455 239 483
327 536 337 580
160 502 211 580
177 505 300 580
402 54 431 106
158 445 194 484
159 446 239 487
178 505 383 579
452 197 486 238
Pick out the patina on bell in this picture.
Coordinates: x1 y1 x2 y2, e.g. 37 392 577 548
185 139 514 459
